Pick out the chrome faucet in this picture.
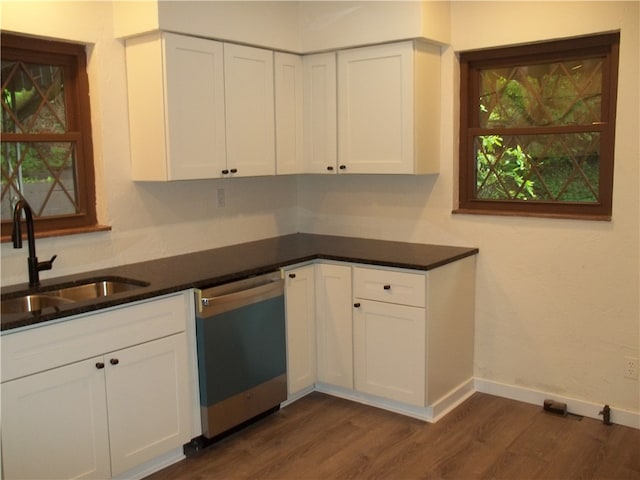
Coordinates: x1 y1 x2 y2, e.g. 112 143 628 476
12 200 57 287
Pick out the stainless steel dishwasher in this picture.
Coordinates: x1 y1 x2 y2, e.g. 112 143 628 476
194 271 287 438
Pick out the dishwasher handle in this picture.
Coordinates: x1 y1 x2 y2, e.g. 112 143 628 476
196 275 284 317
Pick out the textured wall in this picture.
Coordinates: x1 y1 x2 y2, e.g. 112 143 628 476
297 1 640 413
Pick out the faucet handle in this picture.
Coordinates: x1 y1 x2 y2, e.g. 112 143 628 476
38 254 57 271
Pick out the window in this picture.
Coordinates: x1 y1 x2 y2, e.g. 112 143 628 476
457 32 619 220
1 33 98 238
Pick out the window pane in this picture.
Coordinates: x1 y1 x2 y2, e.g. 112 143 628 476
1 60 67 134
1 141 79 219
479 58 603 128
475 133 600 202
1 34 98 236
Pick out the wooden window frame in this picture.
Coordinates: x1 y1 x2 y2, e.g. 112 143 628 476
1 33 99 239
456 32 620 220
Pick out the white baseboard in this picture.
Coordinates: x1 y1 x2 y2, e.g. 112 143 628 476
282 385 315 407
474 378 640 430
315 383 434 421
284 379 639 430
313 378 475 423
113 448 185 480
430 378 476 422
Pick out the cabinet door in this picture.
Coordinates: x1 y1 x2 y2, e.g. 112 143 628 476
303 53 337 174
127 32 226 181
284 265 317 396
338 42 414 174
224 43 275 177
164 33 227 180
1 358 111 480
353 300 426 406
315 263 353 389
275 52 304 175
106 334 191 476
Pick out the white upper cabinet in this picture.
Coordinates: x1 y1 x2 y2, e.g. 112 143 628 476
224 43 275 177
303 52 337 174
126 32 441 180
275 52 304 175
126 32 226 181
338 40 440 174
126 34 277 181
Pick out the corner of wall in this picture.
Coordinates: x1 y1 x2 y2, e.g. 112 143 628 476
112 0 160 39
419 0 452 45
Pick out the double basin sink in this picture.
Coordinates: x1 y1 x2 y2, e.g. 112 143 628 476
1 277 149 315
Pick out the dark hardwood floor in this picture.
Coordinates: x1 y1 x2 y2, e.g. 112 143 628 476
146 392 640 479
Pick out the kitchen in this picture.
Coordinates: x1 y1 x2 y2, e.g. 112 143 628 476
1 1 638 479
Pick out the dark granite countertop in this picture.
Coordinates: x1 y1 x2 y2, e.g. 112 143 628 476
1 233 478 332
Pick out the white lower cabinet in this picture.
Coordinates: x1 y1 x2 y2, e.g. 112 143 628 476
352 261 476 411
353 300 426 406
0 293 194 480
284 258 476 421
315 263 353 389
105 334 190 476
2 356 111 479
284 264 316 396
352 266 427 406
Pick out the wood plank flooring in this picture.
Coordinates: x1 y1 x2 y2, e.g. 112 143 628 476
146 392 640 479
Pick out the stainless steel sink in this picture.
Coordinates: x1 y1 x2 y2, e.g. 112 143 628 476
1 294 74 314
1 276 149 314
52 278 148 302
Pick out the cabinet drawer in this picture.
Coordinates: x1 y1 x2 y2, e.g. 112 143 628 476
353 267 425 307
1 293 188 382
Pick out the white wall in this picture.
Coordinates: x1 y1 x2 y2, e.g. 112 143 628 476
0 1 300 284
113 1 450 51
156 1 302 51
298 1 640 415
1 1 638 418
113 1 300 47
298 0 450 51
454 1 639 416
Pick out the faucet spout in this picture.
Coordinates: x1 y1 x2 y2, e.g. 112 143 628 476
12 200 57 287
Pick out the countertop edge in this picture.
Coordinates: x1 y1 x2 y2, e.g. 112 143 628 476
1 234 478 332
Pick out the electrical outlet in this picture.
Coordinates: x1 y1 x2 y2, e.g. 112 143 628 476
624 356 638 380
216 188 226 208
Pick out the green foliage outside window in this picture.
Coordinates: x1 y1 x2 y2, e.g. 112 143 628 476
475 62 602 203
1 57 79 219
476 135 536 200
